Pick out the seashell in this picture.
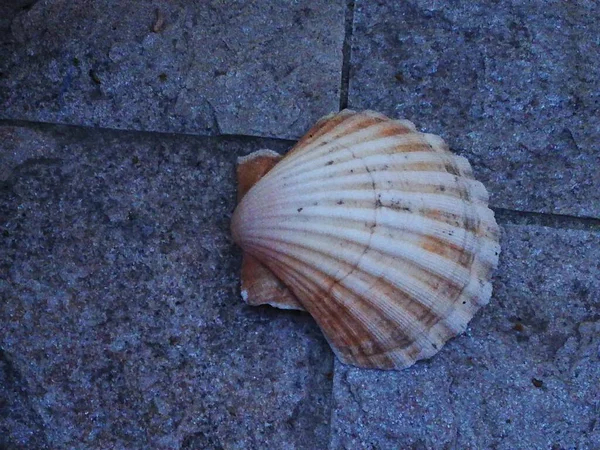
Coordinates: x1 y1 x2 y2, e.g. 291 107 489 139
231 110 500 370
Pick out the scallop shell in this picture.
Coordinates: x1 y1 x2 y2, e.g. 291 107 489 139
231 110 500 370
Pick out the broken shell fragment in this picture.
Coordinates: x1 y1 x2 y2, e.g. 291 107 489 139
231 110 500 370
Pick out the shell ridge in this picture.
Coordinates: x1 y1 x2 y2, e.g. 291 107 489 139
244 234 462 339
277 112 415 171
244 223 483 370
271 129 425 178
262 253 427 368
241 188 494 294
241 195 475 284
245 226 467 281
244 216 483 273
241 203 492 258
245 188 490 223
262 171 484 199
253 246 404 367
268 150 459 186
281 111 368 165
285 109 357 158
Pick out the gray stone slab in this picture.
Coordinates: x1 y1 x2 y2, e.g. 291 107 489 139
0 123 333 449
330 224 600 449
348 1 600 218
0 0 345 139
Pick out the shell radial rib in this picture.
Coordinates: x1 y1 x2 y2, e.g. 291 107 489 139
231 110 500 370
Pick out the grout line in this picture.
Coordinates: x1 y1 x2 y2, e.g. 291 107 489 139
339 0 356 111
326 361 341 450
493 207 600 232
0 118 297 145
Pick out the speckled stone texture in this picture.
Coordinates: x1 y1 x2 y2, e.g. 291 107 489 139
2 1 600 448
330 224 600 450
348 0 600 217
0 0 345 139
0 123 333 449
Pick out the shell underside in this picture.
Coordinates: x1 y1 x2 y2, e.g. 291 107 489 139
232 109 500 370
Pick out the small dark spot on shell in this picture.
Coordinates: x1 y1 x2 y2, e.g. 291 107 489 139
439 185 446 192
72 57 80 66
394 72 404 82
297 208 303 213
158 73 168 82
532 378 543 388
337 200 344 205
325 160 334 166
132 155 140 165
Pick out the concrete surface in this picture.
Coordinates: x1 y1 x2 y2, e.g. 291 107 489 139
330 224 600 449
348 0 600 217
0 0 345 139
0 124 332 449
1 1 599 449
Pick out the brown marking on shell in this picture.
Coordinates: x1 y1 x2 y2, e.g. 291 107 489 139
373 122 416 138
287 110 355 156
420 208 480 233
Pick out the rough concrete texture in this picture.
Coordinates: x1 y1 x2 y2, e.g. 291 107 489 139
348 0 600 217
330 224 600 450
2 1 600 448
0 0 344 139
0 123 333 449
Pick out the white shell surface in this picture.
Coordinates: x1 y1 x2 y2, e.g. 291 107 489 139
231 110 500 370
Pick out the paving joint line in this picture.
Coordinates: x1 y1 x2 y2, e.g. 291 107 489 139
493 207 600 232
339 0 356 111
0 118 297 145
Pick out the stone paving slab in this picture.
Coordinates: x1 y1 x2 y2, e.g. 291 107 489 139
0 0 345 139
348 0 600 218
0 123 333 449
330 224 600 449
